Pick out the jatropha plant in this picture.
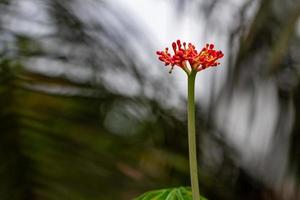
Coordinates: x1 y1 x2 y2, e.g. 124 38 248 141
134 40 223 200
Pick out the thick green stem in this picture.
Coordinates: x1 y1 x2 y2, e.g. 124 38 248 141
187 70 200 200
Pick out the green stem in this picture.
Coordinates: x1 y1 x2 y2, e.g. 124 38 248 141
187 70 200 200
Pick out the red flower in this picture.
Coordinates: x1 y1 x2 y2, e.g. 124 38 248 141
156 40 223 73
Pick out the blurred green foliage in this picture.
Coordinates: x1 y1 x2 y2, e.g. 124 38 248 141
0 0 300 200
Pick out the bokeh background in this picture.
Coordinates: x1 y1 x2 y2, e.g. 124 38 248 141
0 0 300 199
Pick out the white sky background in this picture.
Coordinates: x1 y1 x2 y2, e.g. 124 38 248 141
110 0 229 107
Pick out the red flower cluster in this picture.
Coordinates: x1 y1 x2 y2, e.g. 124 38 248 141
156 40 223 73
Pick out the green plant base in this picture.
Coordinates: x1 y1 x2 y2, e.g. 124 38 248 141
134 187 208 200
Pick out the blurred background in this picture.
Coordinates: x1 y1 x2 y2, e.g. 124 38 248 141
0 0 300 199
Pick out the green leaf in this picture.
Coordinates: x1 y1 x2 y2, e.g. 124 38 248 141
134 187 208 200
